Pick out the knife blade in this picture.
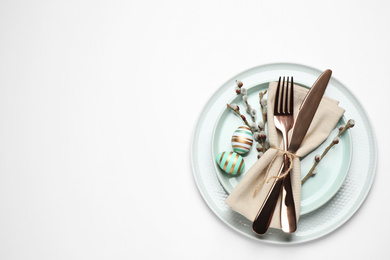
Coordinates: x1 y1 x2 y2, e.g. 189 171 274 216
287 69 332 154
252 69 332 235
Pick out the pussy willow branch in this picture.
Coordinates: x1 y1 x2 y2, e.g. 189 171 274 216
226 104 252 133
244 99 256 123
259 90 268 153
259 90 267 126
301 119 355 185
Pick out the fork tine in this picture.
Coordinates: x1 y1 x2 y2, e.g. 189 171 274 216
289 77 294 114
281 77 285 113
285 77 289 113
274 77 281 114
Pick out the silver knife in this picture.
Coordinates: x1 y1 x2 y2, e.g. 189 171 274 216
252 69 332 235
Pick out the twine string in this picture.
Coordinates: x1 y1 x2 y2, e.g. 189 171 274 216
253 147 298 197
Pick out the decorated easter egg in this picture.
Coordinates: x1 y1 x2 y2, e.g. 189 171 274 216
216 151 245 175
231 125 253 155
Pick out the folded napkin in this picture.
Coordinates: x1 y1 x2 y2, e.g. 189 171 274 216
225 82 345 229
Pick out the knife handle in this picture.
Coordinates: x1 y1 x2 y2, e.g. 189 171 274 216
280 172 297 233
252 164 284 235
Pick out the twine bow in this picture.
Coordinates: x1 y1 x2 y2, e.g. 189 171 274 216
253 147 298 197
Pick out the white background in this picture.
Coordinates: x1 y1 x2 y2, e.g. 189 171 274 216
0 0 387 259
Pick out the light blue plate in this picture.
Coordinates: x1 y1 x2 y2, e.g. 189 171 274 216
191 63 377 244
212 83 352 215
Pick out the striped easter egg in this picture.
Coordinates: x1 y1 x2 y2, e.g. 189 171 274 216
231 125 253 155
216 151 245 175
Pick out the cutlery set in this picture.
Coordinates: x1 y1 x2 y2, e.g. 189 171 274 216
252 70 332 235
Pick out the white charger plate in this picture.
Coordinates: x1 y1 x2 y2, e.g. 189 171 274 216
191 63 377 244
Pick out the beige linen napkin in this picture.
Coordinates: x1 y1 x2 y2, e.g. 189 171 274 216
225 82 345 229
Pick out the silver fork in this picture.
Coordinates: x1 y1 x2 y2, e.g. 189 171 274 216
252 76 295 235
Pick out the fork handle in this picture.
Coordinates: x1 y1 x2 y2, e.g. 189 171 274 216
252 165 284 235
